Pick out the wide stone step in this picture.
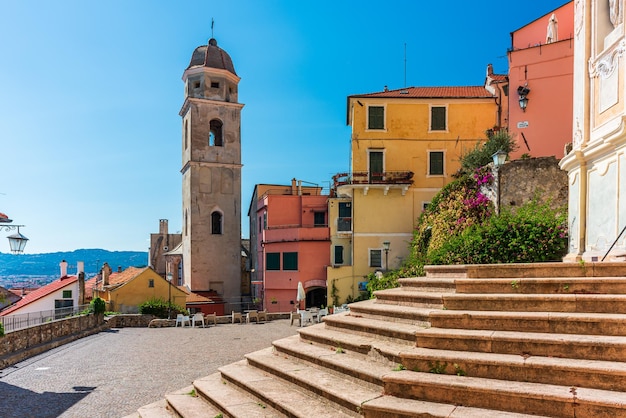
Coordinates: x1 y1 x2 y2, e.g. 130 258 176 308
428 309 626 336
455 277 626 294
372 288 445 307
245 346 384 413
441 293 626 313
424 262 626 279
194 368 348 418
416 327 626 361
135 399 174 418
382 371 626 417
165 385 222 418
361 396 552 418
397 277 456 292
321 312 422 343
272 334 403 386
396 346 626 392
346 299 436 325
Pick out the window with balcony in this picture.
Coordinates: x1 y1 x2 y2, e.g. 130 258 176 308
338 202 352 231
314 212 325 227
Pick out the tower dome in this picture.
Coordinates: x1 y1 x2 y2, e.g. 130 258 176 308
186 38 237 75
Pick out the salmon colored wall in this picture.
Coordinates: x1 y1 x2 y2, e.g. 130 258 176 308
511 2 574 50
509 2 574 160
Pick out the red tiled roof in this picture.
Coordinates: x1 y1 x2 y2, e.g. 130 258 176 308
0 276 78 316
178 286 215 304
94 267 148 291
489 74 508 82
352 86 494 99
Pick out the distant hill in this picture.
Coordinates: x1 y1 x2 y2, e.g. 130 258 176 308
0 249 148 282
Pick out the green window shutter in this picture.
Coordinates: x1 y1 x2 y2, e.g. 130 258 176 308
266 252 280 270
429 151 444 175
368 106 384 129
431 106 446 131
283 252 298 270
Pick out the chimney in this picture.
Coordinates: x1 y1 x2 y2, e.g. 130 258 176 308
78 271 85 305
102 262 112 286
77 261 84 276
117 266 122 273
60 260 68 278
291 178 297 195
159 219 168 235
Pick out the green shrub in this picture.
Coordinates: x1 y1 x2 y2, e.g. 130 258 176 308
90 297 106 315
427 199 567 265
0 322 4 337
459 130 518 175
138 297 187 318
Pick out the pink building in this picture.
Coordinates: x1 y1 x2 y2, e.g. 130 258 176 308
248 179 330 313
508 1 574 160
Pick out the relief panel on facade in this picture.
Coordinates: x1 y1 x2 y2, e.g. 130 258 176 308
587 160 617 252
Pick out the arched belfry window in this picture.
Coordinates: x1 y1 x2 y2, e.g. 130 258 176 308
211 211 223 234
209 119 223 147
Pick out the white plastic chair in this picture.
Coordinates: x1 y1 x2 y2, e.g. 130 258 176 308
191 313 205 328
317 308 328 322
175 314 190 327
298 309 314 326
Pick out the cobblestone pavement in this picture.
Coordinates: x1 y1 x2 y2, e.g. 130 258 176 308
0 319 299 418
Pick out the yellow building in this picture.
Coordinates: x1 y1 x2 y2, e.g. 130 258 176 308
93 265 187 313
328 79 505 304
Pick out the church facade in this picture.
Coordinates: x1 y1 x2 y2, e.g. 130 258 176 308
560 0 626 261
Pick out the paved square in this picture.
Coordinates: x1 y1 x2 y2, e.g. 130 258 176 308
0 320 299 418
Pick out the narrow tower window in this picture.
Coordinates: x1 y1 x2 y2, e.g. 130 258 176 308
211 211 223 234
209 119 223 146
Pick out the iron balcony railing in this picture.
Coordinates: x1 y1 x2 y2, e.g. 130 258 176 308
332 171 414 189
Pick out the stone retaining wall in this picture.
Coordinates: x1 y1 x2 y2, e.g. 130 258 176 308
0 314 108 369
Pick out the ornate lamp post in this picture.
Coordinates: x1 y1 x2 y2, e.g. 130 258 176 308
382 241 391 271
166 271 173 319
0 218 28 254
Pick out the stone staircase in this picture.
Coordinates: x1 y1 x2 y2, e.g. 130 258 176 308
127 262 626 417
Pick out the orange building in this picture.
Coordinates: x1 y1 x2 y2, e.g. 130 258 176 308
508 1 574 159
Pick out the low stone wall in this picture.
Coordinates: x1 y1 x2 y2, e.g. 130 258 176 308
0 313 108 369
105 314 155 328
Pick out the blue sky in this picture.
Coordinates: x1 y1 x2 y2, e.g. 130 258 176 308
0 1 568 254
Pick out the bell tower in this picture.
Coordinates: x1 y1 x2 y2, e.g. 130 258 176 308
180 38 243 308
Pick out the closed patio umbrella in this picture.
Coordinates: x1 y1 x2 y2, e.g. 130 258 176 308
296 282 305 310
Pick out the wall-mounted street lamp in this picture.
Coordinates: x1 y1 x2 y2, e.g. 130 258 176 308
0 221 28 254
382 241 391 271
517 85 530 112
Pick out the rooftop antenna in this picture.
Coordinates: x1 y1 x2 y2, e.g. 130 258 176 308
404 43 407 87
211 18 215 38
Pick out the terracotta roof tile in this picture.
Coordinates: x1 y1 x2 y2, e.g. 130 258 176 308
353 86 494 99
178 286 215 304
